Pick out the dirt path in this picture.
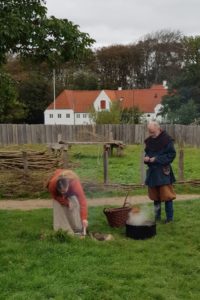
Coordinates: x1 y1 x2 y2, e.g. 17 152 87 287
0 194 199 210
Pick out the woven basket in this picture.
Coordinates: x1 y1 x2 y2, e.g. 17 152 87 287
103 205 131 227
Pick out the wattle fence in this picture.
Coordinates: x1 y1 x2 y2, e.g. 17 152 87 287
0 124 200 147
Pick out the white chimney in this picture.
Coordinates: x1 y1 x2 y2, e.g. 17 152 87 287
162 81 168 89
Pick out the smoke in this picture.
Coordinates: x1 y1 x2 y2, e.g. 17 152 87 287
126 205 154 226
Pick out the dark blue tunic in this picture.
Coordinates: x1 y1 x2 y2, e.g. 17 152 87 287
144 131 176 188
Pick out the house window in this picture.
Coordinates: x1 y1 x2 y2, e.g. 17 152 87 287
76 114 80 118
49 114 53 118
66 114 70 118
100 100 106 109
58 114 62 118
83 113 87 118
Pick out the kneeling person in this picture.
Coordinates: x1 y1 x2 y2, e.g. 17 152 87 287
47 169 88 235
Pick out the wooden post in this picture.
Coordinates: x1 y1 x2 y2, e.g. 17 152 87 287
62 149 68 168
110 144 114 156
47 145 52 155
109 131 114 141
140 150 145 184
57 133 62 143
22 151 28 175
178 148 184 181
103 146 109 184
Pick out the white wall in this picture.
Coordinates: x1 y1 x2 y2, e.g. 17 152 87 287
74 113 93 125
93 90 111 111
141 104 164 123
44 109 93 125
44 109 75 125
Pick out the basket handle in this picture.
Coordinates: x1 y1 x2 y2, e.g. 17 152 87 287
123 191 130 207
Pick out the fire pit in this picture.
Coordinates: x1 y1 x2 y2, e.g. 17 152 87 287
125 206 156 240
126 221 156 240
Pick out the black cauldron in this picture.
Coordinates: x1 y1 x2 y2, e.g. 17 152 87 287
126 221 156 240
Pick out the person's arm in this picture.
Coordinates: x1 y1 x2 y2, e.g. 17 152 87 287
70 179 88 224
144 147 150 164
152 142 176 165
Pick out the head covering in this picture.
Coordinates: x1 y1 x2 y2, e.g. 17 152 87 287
145 130 174 152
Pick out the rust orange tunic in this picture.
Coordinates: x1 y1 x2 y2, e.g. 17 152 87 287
47 169 88 221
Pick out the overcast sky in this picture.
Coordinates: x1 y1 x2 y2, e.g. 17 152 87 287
46 0 200 48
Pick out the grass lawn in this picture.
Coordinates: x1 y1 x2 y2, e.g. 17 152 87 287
0 144 200 199
0 199 200 300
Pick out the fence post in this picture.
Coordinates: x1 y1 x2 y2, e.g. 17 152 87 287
57 133 62 143
140 150 146 184
178 147 184 181
22 151 28 175
103 145 109 184
62 149 68 168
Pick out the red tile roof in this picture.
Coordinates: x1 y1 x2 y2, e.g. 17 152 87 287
46 85 168 113
47 90 99 112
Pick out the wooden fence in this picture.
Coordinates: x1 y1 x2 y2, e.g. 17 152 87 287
0 147 195 187
0 124 200 147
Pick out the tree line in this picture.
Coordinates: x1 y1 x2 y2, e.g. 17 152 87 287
1 0 200 124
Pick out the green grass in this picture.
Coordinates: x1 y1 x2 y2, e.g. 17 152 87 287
0 144 200 199
71 144 200 182
71 144 142 184
66 144 200 197
0 199 200 299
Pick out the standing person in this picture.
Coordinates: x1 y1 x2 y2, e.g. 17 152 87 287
144 121 176 223
46 169 88 235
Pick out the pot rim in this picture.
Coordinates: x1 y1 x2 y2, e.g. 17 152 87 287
126 221 156 227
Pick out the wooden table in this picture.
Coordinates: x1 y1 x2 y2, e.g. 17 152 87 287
103 141 125 156
58 140 125 156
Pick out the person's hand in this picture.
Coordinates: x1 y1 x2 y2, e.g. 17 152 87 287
144 156 150 162
82 219 88 228
144 156 156 163
149 157 156 162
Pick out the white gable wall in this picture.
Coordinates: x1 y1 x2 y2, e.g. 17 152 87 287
93 90 111 111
